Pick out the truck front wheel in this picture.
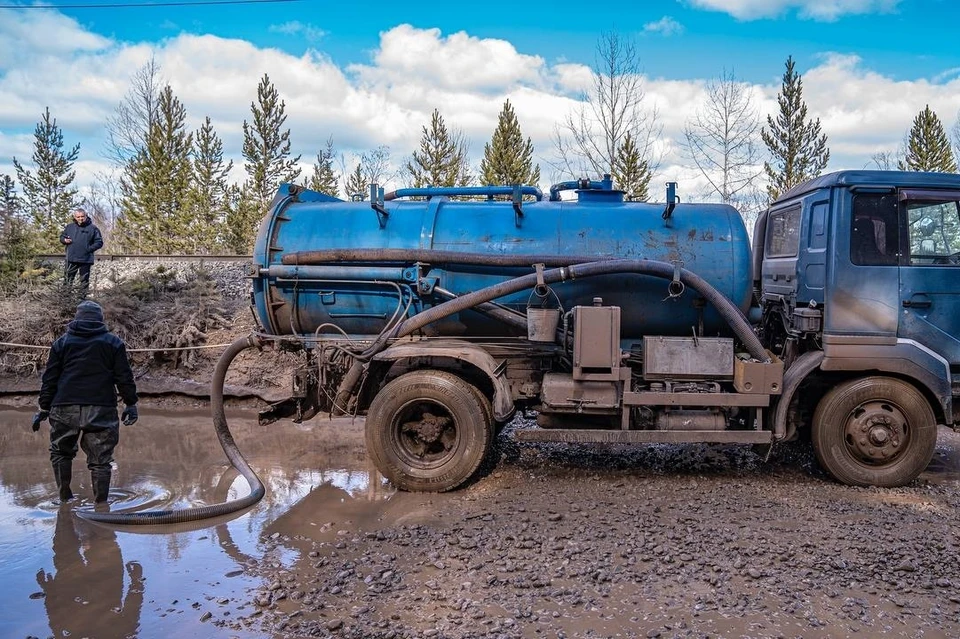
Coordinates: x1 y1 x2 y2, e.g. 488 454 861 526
812 376 937 487
366 370 492 492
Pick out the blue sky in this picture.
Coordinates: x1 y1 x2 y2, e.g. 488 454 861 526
51 0 960 82
3 0 960 201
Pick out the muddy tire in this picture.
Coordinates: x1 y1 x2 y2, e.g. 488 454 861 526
366 370 492 492
464 382 495 438
812 376 937 487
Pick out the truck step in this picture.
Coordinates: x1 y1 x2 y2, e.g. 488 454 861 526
514 429 774 445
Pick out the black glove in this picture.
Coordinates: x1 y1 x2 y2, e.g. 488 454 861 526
121 404 138 426
32 411 49 432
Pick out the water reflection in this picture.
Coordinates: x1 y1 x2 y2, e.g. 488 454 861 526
0 406 397 639
39 506 144 639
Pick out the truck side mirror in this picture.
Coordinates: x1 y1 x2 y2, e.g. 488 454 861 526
919 216 937 237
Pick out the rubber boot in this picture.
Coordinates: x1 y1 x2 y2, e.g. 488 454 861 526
53 461 73 502
91 470 111 504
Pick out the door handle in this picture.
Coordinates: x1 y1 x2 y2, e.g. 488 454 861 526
903 299 932 309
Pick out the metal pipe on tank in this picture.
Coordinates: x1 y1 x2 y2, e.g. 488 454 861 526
280 249 621 268
548 175 614 201
433 286 530 333
383 185 544 201
261 265 411 281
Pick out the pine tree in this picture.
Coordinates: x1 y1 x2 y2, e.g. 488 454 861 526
612 132 652 201
117 85 194 253
224 192 258 253
308 138 340 197
761 56 830 201
1 173 21 249
1 174 19 225
189 117 234 252
229 74 302 252
899 105 958 173
12 108 81 251
405 109 471 188
0 174 36 285
344 163 367 200
480 100 540 188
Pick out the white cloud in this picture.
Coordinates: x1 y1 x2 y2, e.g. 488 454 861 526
548 63 594 96
268 21 327 42
800 53 960 162
0 8 110 70
643 17 685 36
933 67 960 84
685 0 901 21
1 11 958 202
352 24 546 93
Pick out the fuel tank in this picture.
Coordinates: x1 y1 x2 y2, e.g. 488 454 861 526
251 180 753 341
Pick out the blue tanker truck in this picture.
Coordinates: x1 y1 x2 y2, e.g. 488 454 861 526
246 170 960 492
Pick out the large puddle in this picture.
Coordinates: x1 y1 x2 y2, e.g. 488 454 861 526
0 405 400 639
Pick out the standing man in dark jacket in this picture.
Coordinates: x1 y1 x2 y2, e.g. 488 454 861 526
33 301 139 504
59 207 103 294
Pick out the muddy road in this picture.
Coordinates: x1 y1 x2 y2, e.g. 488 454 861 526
2 403 959 639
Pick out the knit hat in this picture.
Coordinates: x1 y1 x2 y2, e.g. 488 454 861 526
75 300 104 322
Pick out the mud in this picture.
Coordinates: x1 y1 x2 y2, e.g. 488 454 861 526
2 405 959 639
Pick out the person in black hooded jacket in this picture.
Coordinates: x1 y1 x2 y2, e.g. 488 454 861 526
33 301 139 504
59 208 103 294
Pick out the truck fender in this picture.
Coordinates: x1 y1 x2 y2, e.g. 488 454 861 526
773 350 824 441
820 338 952 426
371 340 516 422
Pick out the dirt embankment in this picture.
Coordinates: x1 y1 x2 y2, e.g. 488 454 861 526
0 266 298 408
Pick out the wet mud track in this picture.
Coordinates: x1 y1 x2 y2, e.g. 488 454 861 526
3 405 959 639
248 421 960 639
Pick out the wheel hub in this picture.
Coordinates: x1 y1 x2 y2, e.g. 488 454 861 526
845 402 906 464
403 412 451 444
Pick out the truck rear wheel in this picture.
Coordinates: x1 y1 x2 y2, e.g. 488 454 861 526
366 370 492 492
812 376 937 487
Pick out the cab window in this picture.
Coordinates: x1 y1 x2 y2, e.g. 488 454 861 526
765 205 801 258
906 199 960 266
851 193 898 266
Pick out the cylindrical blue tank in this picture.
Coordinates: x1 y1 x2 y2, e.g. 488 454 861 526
251 181 753 341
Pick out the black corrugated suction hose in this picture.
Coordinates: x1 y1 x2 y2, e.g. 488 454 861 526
332 258 768 414
77 335 266 525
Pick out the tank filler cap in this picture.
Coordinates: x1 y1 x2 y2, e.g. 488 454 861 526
593 297 603 306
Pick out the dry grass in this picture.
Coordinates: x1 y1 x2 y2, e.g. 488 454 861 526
0 265 242 378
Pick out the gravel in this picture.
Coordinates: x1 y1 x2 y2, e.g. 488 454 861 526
212 420 960 639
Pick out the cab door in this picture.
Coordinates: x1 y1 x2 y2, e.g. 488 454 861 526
898 189 960 368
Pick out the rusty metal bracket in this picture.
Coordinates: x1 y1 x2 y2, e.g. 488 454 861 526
663 260 685 300
512 184 524 227
370 183 388 228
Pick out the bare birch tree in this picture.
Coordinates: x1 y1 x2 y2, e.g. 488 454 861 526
552 30 661 187
682 70 762 205
362 145 396 188
870 150 899 170
342 145 396 199
104 57 163 167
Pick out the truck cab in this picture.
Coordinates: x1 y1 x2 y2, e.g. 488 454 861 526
757 170 960 485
